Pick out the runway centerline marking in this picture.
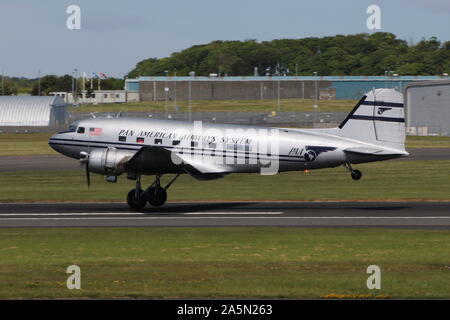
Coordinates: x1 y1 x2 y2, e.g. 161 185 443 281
182 212 283 215
1 216 449 221
0 211 284 217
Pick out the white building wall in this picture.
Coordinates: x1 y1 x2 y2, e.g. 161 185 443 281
406 81 450 136
51 90 127 104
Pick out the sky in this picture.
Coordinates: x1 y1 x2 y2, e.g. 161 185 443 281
1 0 449 78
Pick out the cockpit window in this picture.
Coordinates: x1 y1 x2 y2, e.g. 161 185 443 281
77 127 85 134
68 124 77 132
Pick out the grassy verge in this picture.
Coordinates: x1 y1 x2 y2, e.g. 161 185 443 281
0 227 448 298
69 99 357 113
0 133 55 156
0 160 449 202
405 136 450 148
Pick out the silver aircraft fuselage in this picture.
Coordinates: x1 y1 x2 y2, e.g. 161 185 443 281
49 117 405 175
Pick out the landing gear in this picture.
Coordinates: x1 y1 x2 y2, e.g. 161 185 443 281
351 170 362 180
344 163 362 180
126 174 180 210
147 186 167 207
126 175 147 210
127 188 147 211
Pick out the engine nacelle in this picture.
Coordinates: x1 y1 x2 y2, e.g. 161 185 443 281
88 148 135 175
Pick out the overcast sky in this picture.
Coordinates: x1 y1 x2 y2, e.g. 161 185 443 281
1 0 449 78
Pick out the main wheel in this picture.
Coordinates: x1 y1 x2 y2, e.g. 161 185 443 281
127 188 147 211
351 169 362 180
147 186 167 207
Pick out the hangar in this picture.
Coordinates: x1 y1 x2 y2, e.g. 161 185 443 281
405 81 450 136
0 96 67 126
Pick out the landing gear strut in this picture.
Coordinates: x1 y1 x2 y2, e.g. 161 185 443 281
344 163 362 180
126 175 147 211
126 174 180 210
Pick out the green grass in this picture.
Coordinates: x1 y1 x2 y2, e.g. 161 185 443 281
0 227 448 298
70 99 357 113
405 136 450 148
0 132 55 156
0 160 449 202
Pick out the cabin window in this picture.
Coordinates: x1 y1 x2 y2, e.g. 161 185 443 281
208 143 216 149
136 137 145 144
172 140 180 146
191 141 198 147
118 136 126 142
154 138 162 145
77 127 85 134
245 145 251 152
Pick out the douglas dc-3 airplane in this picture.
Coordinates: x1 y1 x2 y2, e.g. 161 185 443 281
49 89 409 210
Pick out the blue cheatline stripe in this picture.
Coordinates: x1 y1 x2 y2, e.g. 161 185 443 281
49 137 313 160
361 101 404 108
349 115 405 123
48 141 306 163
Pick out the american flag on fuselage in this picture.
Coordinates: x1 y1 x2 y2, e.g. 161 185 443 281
89 127 103 136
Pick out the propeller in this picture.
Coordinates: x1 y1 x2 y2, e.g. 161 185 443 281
79 151 90 187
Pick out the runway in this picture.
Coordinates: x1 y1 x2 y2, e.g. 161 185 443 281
0 148 449 172
0 201 449 228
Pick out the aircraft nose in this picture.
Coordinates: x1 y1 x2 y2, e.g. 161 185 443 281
48 133 62 153
48 132 70 155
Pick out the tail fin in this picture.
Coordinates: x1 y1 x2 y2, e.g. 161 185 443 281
337 88 406 151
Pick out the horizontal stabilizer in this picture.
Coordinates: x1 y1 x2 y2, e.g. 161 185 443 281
344 147 408 156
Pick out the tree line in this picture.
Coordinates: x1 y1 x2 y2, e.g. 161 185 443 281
2 32 449 96
127 32 450 77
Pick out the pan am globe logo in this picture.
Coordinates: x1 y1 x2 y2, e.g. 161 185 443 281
289 146 336 162
304 149 317 162
303 146 336 162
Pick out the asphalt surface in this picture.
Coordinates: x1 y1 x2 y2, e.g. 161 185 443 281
0 201 448 228
0 148 449 172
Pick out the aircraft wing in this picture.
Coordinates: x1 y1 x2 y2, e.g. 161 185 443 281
124 146 230 180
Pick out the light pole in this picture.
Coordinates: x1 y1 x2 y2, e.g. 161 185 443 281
1 69 4 95
384 70 389 88
173 70 177 111
389 70 394 89
38 69 41 96
188 71 195 122
313 71 318 108
277 77 281 111
72 68 78 105
164 70 169 114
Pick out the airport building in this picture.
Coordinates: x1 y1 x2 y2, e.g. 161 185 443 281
50 90 139 105
125 75 449 102
0 96 67 126
405 81 450 136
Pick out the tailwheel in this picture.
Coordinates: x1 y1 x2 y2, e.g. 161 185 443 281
147 186 167 207
126 188 147 211
344 163 362 181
